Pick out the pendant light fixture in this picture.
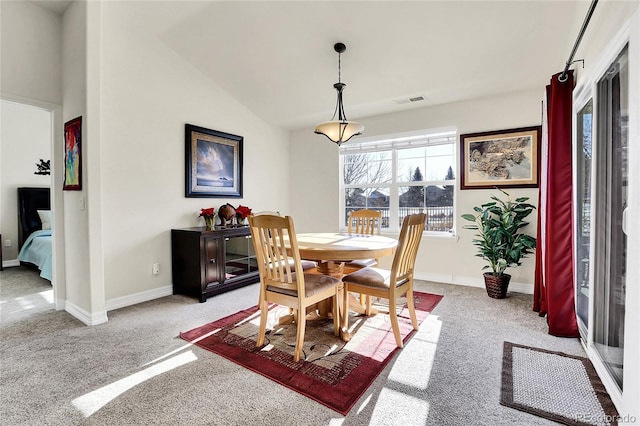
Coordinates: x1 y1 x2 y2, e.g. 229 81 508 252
314 42 364 146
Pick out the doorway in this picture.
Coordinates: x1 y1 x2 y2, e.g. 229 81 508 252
0 98 63 314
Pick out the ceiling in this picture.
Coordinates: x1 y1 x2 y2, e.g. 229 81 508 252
30 0 72 15
37 1 591 130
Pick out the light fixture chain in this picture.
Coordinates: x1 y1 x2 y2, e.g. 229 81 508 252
338 51 341 84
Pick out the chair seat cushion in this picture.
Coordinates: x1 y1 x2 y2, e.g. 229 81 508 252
267 272 340 298
299 260 318 271
344 258 377 268
342 267 408 290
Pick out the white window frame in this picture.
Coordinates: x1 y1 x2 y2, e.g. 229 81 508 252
339 127 457 234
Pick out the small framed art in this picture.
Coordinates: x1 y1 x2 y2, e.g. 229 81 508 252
63 116 82 191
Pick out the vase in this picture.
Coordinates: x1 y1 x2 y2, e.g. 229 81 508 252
483 272 511 299
204 216 215 231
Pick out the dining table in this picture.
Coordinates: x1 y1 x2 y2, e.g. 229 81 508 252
285 232 398 340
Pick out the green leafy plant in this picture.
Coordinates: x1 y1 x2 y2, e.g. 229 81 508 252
461 188 537 276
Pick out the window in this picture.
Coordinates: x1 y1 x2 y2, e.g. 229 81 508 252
339 128 457 233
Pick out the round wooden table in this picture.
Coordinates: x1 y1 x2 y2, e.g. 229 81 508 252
293 232 397 278
286 232 398 339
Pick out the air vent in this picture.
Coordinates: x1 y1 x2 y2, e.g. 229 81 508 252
393 96 425 105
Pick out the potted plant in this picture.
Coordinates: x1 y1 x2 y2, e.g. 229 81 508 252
461 188 536 299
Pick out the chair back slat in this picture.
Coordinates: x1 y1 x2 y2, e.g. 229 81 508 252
249 214 304 296
251 214 341 362
391 213 427 281
347 209 382 235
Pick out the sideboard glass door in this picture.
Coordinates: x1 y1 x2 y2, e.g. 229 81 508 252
224 235 258 281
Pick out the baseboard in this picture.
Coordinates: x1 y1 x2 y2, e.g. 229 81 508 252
65 301 108 326
105 285 173 312
2 259 20 268
414 272 534 295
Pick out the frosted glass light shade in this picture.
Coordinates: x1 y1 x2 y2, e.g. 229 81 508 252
314 120 364 145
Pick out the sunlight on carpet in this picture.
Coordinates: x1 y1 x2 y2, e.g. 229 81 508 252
388 314 442 390
140 342 194 367
371 388 430 424
352 314 441 423
72 350 198 417
0 289 54 318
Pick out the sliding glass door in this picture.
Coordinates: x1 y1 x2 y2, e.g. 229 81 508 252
575 44 628 394
575 99 593 333
592 45 628 390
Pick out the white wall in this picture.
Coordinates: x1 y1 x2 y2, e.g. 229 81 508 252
0 101 52 261
99 2 290 306
290 89 542 292
0 1 62 105
61 0 92 319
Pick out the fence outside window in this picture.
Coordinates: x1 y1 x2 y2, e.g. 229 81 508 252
340 128 457 234
345 206 454 233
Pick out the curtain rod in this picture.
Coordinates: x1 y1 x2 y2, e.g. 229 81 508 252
558 0 599 82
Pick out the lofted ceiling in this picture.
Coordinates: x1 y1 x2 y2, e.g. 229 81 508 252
37 1 591 130
30 0 72 15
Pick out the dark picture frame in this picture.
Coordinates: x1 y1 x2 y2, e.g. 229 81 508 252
185 124 243 198
460 126 541 190
63 116 82 191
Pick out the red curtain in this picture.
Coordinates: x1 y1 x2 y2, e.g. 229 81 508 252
533 71 579 337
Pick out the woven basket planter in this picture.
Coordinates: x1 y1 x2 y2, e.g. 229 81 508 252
483 273 511 299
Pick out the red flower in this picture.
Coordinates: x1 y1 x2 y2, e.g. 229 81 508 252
235 205 252 219
199 207 215 218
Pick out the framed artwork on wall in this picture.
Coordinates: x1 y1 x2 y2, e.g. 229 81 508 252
63 116 82 191
459 126 541 190
185 124 243 198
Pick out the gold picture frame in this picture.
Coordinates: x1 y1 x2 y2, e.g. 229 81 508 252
460 126 541 190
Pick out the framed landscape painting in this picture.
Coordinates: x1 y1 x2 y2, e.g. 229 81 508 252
460 126 541 190
185 124 243 198
63 116 82 191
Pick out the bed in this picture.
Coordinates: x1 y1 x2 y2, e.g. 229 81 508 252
17 187 52 281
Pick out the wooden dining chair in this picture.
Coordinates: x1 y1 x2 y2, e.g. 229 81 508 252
345 209 383 269
249 214 341 362
342 213 426 348
250 212 316 272
344 209 383 308
347 209 382 235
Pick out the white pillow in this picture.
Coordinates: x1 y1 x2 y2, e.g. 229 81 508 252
37 210 52 230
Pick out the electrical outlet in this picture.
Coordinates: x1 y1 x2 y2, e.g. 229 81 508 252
152 262 160 275
4 239 11 247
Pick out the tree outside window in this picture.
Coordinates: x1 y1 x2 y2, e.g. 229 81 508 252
341 130 456 233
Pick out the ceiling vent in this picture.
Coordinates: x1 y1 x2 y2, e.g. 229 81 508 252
394 96 425 105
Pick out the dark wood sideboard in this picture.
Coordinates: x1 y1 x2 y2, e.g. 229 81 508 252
171 226 259 302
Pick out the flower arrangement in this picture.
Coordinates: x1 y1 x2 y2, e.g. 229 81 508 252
235 205 252 225
199 207 216 230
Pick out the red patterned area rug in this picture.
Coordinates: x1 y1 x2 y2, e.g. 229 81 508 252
180 291 442 415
